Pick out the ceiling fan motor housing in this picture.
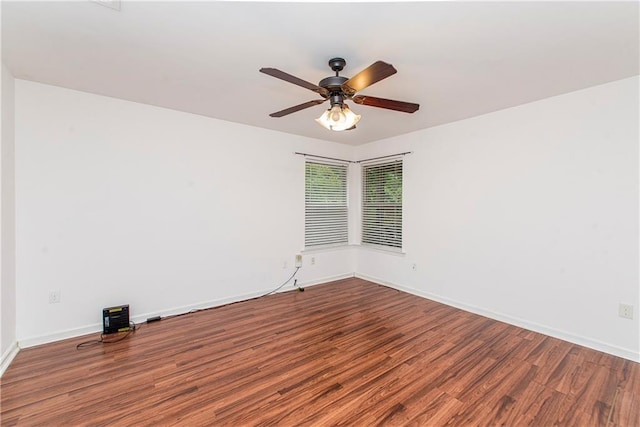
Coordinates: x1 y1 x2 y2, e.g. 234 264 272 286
319 76 348 90
319 76 349 106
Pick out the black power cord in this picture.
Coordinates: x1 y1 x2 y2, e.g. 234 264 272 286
77 266 302 350
76 321 138 349
259 266 301 298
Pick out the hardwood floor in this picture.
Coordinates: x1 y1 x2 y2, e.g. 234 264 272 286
1 278 638 426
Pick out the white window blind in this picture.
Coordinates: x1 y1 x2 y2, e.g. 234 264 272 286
362 160 403 249
305 161 348 247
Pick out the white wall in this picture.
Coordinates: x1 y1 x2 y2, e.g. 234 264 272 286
1 62 18 374
15 80 355 346
12 76 640 363
355 76 639 361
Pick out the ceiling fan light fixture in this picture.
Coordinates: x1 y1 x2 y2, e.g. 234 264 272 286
315 103 361 131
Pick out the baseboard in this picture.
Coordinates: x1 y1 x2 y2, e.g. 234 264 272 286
127 273 354 325
131 274 355 323
1 341 20 377
18 324 103 349
299 272 355 288
18 272 356 349
356 273 640 363
14 272 639 362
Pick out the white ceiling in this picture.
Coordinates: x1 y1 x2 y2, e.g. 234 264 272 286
2 1 638 146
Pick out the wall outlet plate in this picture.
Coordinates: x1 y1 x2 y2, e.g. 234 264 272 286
295 254 303 268
619 303 634 319
49 290 61 304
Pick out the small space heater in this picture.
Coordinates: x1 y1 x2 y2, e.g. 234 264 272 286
102 304 131 334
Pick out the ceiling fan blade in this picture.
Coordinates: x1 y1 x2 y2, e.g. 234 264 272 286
352 95 419 113
269 99 327 118
260 68 329 97
342 61 397 94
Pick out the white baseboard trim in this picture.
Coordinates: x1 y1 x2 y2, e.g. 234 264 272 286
22 271 635 362
356 273 640 363
1 341 20 377
18 272 356 349
19 324 103 349
130 272 354 326
299 273 355 288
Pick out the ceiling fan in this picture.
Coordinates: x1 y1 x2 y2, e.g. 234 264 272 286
260 58 419 131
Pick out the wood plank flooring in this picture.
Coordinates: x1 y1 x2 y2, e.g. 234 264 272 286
1 278 638 426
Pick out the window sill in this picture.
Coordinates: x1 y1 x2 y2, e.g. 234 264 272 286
302 244 352 254
356 244 406 256
302 244 406 257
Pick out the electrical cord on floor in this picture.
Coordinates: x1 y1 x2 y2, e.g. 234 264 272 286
259 266 301 298
152 270 304 324
76 321 138 349
77 268 301 349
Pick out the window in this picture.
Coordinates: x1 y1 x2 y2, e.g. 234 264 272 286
362 160 403 249
305 161 348 247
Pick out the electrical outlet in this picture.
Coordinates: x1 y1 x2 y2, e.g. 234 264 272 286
310 257 315 265
49 290 61 304
295 254 303 268
283 260 288 269
412 263 417 271
619 303 634 319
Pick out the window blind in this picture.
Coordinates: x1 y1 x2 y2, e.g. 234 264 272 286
362 160 403 249
305 161 348 247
